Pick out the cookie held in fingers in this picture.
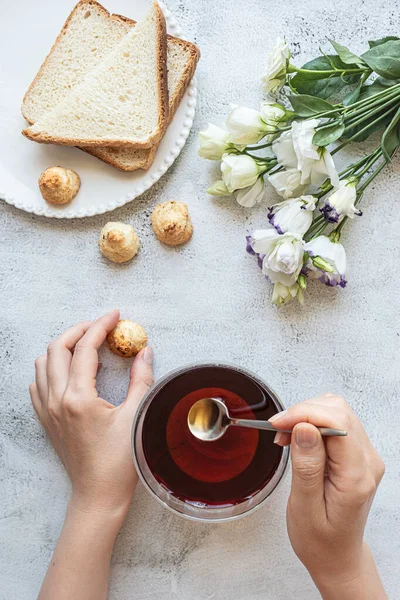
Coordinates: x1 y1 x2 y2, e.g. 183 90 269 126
99 222 140 263
107 320 147 358
38 166 80 204
151 201 193 246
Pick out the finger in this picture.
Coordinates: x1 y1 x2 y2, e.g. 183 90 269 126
269 402 349 431
122 347 154 417
289 424 326 518
274 431 291 446
35 355 48 404
269 402 365 479
68 310 120 393
29 382 43 420
288 395 384 484
47 321 92 399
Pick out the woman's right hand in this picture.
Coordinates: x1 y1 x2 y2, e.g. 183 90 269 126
270 394 387 600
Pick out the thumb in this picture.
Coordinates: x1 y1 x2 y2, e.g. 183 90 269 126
289 423 326 515
123 346 154 416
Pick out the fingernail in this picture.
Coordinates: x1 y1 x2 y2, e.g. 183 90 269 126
143 346 153 365
295 425 319 449
269 410 287 423
274 431 284 445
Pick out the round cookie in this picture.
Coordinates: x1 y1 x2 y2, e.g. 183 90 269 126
151 201 193 246
99 222 140 263
107 320 147 358
38 166 81 205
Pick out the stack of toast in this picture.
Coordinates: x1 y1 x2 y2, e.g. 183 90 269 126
22 0 199 171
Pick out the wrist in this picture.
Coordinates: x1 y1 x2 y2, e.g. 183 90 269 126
312 543 387 600
68 493 130 538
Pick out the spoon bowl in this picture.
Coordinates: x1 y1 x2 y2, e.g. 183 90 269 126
187 397 231 441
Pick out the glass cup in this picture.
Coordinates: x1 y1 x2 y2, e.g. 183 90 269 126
132 362 289 522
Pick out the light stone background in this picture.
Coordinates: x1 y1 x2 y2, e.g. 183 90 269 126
1 0 400 598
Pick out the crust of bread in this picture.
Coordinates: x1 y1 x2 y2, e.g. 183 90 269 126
22 2 169 149
82 35 200 170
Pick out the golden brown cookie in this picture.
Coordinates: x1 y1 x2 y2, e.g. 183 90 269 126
107 320 147 358
38 166 80 204
151 201 193 246
99 222 140 263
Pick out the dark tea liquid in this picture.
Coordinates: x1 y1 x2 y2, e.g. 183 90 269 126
142 366 283 508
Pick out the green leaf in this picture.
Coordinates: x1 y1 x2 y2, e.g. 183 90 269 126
362 40 400 79
313 121 345 146
381 107 400 161
375 76 400 86
289 94 336 117
368 36 399 49
343 78 363 105
329 40 365 67
291 55 361 99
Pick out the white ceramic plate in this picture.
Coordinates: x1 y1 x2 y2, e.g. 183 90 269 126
0 0 196 219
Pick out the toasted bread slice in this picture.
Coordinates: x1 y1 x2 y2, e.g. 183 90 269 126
22 0 199 170
84 35 199 170
23 2 169 149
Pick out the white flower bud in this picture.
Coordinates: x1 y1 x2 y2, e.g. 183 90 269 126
226 106 267 144
207 180 230 196
221 154 261 192
272 282 304 306
262 37 291 94
198 124 230 160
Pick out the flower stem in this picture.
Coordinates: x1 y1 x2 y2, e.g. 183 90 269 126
348 82 400 107
331 106 398 155
357 159 387 193
343 96 400 131
353 148 382 178
344 86 400 117
245 141 274 151
289 65 368 76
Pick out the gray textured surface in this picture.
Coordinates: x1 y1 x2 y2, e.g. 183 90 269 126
1 0 400 598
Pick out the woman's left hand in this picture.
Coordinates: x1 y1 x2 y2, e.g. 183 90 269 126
30 310 154 522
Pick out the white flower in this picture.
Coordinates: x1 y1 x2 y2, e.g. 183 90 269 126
236 178 265 207
321 178 361 222
291 119 321 183
272 282 304 306
272 121 339 189
262 37 291 94
260 100 288 125
272 131 298 168
198 124 230 160
304 236 347 288
311 148 339 187
250 229 304 286
268 168 309 199
226 106 267 145
207 180 230 196
221 154 261 192
291 120 340 186
268 195 316 235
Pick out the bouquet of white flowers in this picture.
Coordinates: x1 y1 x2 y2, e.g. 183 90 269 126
199 36 400 305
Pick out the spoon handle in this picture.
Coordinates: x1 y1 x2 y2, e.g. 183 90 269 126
231 419 347 437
